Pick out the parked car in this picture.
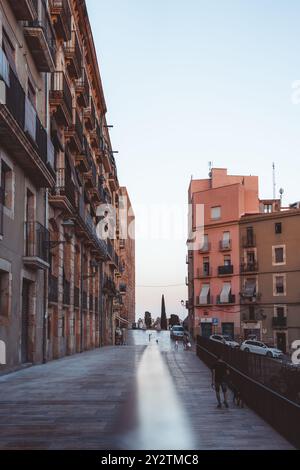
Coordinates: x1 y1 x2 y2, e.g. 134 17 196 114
170 325 185 340
240 340 283 358
209 334 240 348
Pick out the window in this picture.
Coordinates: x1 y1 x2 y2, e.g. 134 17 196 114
202 234 209 251
28 79 36 108
275 306 286 318
199 284 210 305
0 269 11 318
264 204 273 213
0 160 13 210
246 251 256 264
224 254 231 266
220 282 231 303
275 223 282 234
222 231 231 249
249 305 255 321
272 245 286 265
211 206 221 220
273 275 286 296
2 29 15 70
203 257 210 276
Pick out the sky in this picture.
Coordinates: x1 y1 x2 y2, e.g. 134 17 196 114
86 0 300 320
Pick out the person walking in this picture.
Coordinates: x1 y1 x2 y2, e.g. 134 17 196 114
211 355 230 409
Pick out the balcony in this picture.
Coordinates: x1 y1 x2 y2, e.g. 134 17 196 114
197 295 213 306
23 0 56 72
242 234 256 248
103 274 117 296
0 53 55 187
23 221 50 270
219 239 232 251
199 242 211 253
76 69 90 109
76 196 108 260
241 262 259 273
196 267 212 278
74 286 80 308
63 278 71 305
76 136 92 173
50 72 73 127
107 239 119 270
217 294 236 305
65 110 83 154
49 274 58 303
85 159 98 191
49 166 77 212
0 188 4 236
8 0 37 21
65 30 82 79
218 265 234 276
90 121 101 150
272 316 287 328
49 0 72 41
242 310 262 323
84 97 96 130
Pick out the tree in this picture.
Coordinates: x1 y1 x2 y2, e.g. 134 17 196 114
144 311 152 329
160 295 168 330
169 314 180 327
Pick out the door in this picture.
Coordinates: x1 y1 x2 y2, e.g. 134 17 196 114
276 333 286 354
21 280 30 364
201 323 212 338
222 322 234 339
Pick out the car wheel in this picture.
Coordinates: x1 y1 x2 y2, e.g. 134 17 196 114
266 351 273 358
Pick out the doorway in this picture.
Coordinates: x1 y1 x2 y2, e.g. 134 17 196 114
21 279 31 363
222 323 234 339
201 323 212 338
276 333 286 354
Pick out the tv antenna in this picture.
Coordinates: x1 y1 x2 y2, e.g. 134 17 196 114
208 161 213 178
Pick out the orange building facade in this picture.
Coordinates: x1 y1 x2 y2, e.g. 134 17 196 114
187 168 259 339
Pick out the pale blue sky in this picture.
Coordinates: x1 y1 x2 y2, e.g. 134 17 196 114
87 0 300 320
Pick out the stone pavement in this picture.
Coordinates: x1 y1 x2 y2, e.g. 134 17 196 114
0 336 294 450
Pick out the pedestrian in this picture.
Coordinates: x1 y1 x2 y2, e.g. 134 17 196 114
156 339 159 345
175 340 179 351
149 333 152 342
211 355 230 409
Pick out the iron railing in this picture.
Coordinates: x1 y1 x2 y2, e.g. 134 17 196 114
26 0 56 64
25 221 49 262
50 71 73 120
218 265 234 276
63 278 71 305
54 167 77 208
196 336 300 448
216 294 236 304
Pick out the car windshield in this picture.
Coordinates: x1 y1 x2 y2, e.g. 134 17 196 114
173 327 184 332
223 336 232 341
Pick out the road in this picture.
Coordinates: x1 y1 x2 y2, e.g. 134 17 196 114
0 330 293 450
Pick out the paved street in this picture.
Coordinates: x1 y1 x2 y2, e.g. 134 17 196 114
0 331 293 450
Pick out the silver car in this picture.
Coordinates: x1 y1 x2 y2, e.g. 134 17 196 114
170 326 185 340
240 340 283 358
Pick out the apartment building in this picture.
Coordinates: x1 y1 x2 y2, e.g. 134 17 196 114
240 207 300 353
0 0 56 370
117 187 135 329
187 168 259 339
0 0 133 372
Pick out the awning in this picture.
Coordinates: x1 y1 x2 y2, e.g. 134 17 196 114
200 284 210 304
220 283 231 303
243 279 256 297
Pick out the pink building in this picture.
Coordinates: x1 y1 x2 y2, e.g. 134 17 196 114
187 168 259 339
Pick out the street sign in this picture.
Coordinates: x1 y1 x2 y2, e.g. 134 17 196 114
212 318 219 326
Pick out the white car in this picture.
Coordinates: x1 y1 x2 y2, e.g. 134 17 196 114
240 340 283 358
209 334 240 348
170 326 185 340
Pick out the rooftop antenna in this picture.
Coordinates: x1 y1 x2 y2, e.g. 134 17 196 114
279 188 284 204
272 163 276 199
209 161 213 178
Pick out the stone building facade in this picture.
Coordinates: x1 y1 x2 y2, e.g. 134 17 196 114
0 0 135 373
